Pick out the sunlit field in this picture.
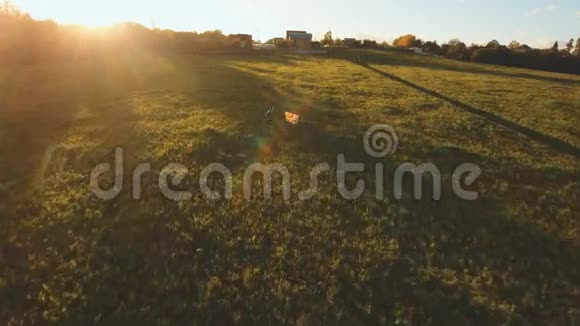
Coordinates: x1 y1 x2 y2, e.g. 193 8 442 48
1 48 579 324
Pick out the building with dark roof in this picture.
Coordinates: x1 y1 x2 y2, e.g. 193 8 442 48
286 30 313 49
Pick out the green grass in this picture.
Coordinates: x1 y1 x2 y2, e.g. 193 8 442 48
1 48 579 324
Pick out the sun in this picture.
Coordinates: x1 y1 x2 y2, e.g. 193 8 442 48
11 0 131 28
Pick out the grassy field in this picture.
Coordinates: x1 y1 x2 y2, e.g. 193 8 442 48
1 48 579 324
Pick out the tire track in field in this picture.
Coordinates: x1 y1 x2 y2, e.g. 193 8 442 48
358 61 580 158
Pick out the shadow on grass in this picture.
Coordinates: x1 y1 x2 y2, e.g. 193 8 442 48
2 52 579 325
177 54 580 323
332 49 580 86
394 144 580 322
0 58 158 323
177 55 580 322
355 61 580 158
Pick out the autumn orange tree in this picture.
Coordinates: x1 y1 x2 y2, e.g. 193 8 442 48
393 34 416 48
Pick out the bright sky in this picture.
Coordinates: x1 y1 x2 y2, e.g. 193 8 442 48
13 0 580 48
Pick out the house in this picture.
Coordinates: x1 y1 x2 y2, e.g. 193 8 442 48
228 34 253 48
409 47 423 54
254 43 276 50
286 30 313 49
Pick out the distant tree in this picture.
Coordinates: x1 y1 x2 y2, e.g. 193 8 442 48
322 30 334 46
551 41 558 52
422 41 441 54
565 38 574 53
449 38 462 46
446 39 467 59
393 34 416 48
508 41 520 49
517 44 532 52
575 38 580 56
466 43 482 59
449 38 468 54
200 30 225 39
0 0 21 16
362 39 377 48
334 37 343 46
412 38 424 47
486 40 501 48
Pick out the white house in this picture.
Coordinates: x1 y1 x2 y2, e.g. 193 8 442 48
409 47 423 54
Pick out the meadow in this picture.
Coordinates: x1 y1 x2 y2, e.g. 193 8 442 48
1 48 579 324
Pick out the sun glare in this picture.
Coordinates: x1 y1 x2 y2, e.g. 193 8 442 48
2 1 580 325
13 0 136 28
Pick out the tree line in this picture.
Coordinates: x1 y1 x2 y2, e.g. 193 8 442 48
321 30 579 75
2 2 579 75
391 34 580 74
0 4 251 65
